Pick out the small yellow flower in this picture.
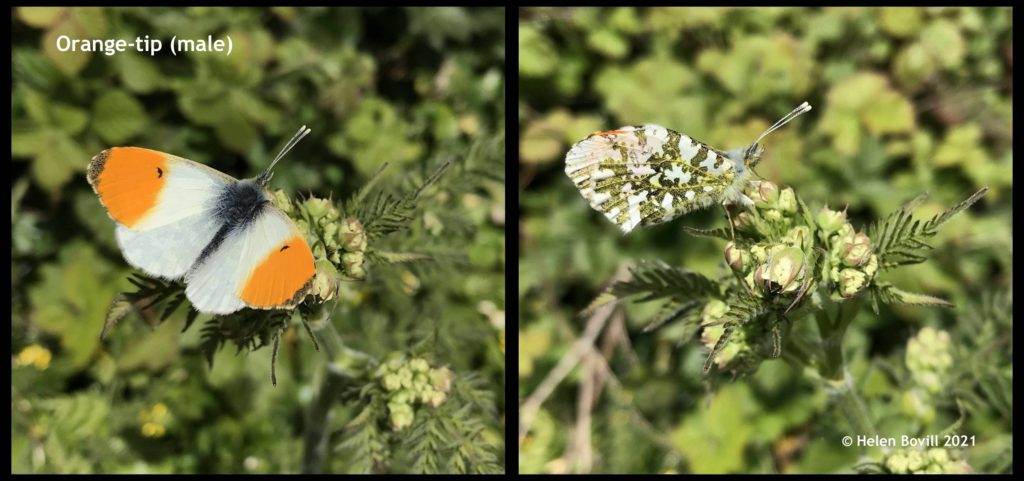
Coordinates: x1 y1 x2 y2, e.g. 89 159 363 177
141 422 166 438
138 402 170 437
16 344 52 370
401 270 420 295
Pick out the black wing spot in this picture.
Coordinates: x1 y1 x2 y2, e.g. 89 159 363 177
280 245 290 252
157 167 163 178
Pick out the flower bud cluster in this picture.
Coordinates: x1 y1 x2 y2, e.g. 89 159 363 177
882 448 972 474
906 327 953 394
817 206 878 300
269 191 371 303
743 180 799 229
372 352 455 431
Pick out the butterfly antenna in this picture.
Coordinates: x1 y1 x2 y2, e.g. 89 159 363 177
745 102 812 157
257 125 311 186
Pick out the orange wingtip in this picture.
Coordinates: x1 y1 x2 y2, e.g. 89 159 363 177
590 129 628 138
239 235 316 309
88 147 168 228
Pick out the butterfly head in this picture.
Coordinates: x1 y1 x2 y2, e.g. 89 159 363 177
734 102 812 170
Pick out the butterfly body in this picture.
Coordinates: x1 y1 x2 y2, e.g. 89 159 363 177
565 102 811 233
88 136 315 315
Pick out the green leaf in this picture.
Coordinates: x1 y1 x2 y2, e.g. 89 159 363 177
116 53 163 93
868 188 988 270
92 90 148 144
932 124 986 168
99 295 131 341
370 250 433 264
920 19 966 69
214 110 258 154
682 225 732 240
862 90 915 135
587 28 629 59
116 316 182 372
42 18 90 75
12 48 64 91
871 282 954 308
878 7 923 38
28 242 124 369
50 102 89 135
11 124 48 157
581 260 719 316
17 7 66 28
518 24 558 77
31 130 87 193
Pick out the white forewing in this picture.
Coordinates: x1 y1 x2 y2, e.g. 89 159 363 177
115 157 234 279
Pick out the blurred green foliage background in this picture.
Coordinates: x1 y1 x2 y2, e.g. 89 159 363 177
11 7 505 473
518 7 1011 474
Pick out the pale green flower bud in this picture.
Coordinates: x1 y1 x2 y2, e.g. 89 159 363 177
764 209 783 223
777 187 797 213
313 242 327 260
927 448 949 464
886 451 911 474
701 299 729 323
382 373 402 391
324 204 340 222
862 254 879 278
385 352 405 370
303 197 331 219
901 388 936 423
749 244 769 264
426 389 446 407
817 206 846 234
409 358 430 373
323 222 339 246
733 211 753 229
783 226 811 250
396 366 414 388
906 327 953 393
428 367 454 393
833 222 856 246
842 232 873 267
339 217 368 253
413 372 429 390
761 247 806 293
838 268 867 298
295 219 311 239
391 388 415 405
387 401 414 431
312 259 339 302
905 449 926 472
270 190 293 213
724 242 748 271
342 252 365 280
748 180 779 206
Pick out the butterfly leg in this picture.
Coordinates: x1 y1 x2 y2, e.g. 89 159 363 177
721 203 736 241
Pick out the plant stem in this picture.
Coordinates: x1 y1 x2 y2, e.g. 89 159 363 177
301 312 373 474
814 295 877 438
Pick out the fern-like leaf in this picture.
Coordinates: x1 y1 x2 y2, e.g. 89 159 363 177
581 260 720 317
681 225 732 240
869 187 988 270
703 323 736 373
641 300 701 333
870 282 955 308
